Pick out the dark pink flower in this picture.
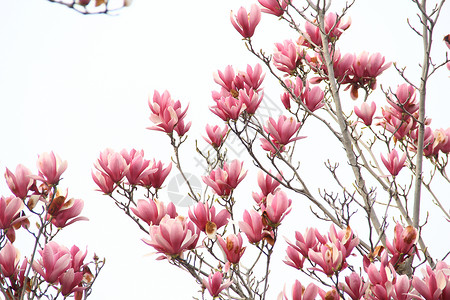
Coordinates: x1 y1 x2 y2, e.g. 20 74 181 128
59 268 85 296
300 13 351 48
339 272 369 300
273 40 303 75
50 198 88 228
387 84 419 115
308 244 345 275
210 95 245 121
385 222 418 267
32 242 71 284
354 102 376 126
381 149 406 176
92 170 115 194
230 4 261 39
261 190 292 226
280 280 318 300
202 271 232 298
131 198 177 226
237 64 265 91
217 233 245 264
239 210 265 244
5 164 34 199
0 196 24 230
140 160 172 189
264 115 305 147
283 245 306 269
202 160 247 197
239 88 263 115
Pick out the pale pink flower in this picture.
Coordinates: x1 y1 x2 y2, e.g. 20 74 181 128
203 124 228 149
239 209 265 244
91 170 116 194
273 40 303 75
339 272 369 300
50 198 88 228
230 4 261 39
202 160 247 197
433 128 450 154
131 198 177 226
217 233 246 264
0 242 20 277
237 64 265 91
59 268 85 296
354 101 376 126
258 0 289 16
280 280 318 300
94 148 128 183
202 271 232 298
188 202 229 238
381 149 406 176
147 90 191 136
32 241 71 283
5 164 34 199
0 196 24 230
239 88 263 115
261 190 292 226
210 95 245 121
35 152 68 185
140 160 172 189
143 216 198 258
264 115 304 146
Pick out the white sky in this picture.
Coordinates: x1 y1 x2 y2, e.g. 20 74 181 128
0 0 449 299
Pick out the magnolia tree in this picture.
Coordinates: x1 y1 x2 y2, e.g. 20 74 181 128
3 0 450 299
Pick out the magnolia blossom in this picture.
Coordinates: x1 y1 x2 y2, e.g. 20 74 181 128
279 280 318 300
385 222 418 267
300 13 351 47
123 151 155 185
217 233 245 264
213 65 239 93
94 148 128 183
239 88 263 115
258 0 289 16
412 262 450 300
5 164 34 199
0 242 20 277
381 149 406 176
131 198 177 226
239 209 266 244
237 64 265 91
203 124 228 149
59 268 85 296
339 272 369 300
32 242 71 283
140 160 172 189
264 115 305 147
35 152 68 185
188 202 229 239
202 271 232 298
0 196 24 230
49 198 88 228
230 4 261 39
388 84 419 115
202 160 247 197
261 190 292 226
354 101 376 126
252 171 282 204
91 170 115 194
143 216 198 258
210 95 245 121
283 246 305 269
308 243 345 275
273 40 303 74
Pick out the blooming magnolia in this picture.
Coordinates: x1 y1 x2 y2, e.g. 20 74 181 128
202 271 232 298
210 95 245 121
203 124 228 149
381 149 407 176
202 160 247 197
49 198 88 228
188 202 229 239
59 268 85 296
237 64 265 91
0 242 20 278
32 242 71 283
230 4 261 39
35 151 68 185
300 13 351 47
217 233 246 264
385 222 418 267
131 198 177 226
261 190 292 226
239 209 266 244
264 115 305 147
143 216 198 258
140 160 172 189
91 170 115 194
239 88 263 115
354 101 376 126
5 164 34 199
258 0 289 17
94 148 128 183
339 272 369 300
273 40 303 75
0 196 24 230
279 280 319 300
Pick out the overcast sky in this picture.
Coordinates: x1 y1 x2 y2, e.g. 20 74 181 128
0 0 449 299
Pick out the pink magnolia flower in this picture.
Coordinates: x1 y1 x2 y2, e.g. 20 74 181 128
300 13 351 47
339 272 369 300
273 40 303 75
59 268 85 296
122 151 156 185
385 222 418 267
69 245 87 272
354 101 376 126
239 209 266 244
412 262 450 300
217 233 246 264
258 0 289 16
261 190 292 226
308 243 345 275
230 4 261 39
203 124 228 149
280 280 318 300
92 170 115 194
308 49 355 84
388 84 419 115
302 84 325 112
252 171 282 204
5 164 34 199
147 90 191 136
143 216 198 258
35 152 68 185
210 95 245 121
213 65 241 94
140 160 172 189
202 160 247 197
264 115 305 147
237 64 265 91
381 149 406 176
378 106 416 141
131 198 177 226
283 245 306 269
239 88 263 115
327 225 359 259
260 137 286 155
286 227 320 258
202 271 232 298
50 198 88 228
32 241 71 283
432 128 450 154
0 196 25 230
94 148 128 183
188 202 230 239
0 242 20 277
390 274 411 300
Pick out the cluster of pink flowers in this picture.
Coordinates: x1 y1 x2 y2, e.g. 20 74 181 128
281 76 325 112
202 160 247 197
210 64 265 121
92 148 172 193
